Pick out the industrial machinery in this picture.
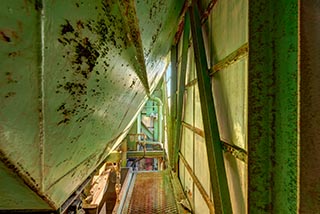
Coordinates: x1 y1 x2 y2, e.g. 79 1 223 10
1 0 319 213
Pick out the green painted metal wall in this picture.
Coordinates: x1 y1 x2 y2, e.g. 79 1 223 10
0 0 183 210
248 0 298 213
0 161 51 210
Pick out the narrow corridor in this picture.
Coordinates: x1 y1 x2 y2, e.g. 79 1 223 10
122 171 179 214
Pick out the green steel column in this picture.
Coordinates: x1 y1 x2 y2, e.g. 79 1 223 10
248 0 298 213
168 46 178 167
137 112 141 135
189 1 232 213
171 46 178 120
173 13 190 171
149 96 163 144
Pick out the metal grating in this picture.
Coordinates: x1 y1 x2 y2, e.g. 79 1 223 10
127 171 178 214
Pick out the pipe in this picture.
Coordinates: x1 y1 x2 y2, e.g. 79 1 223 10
149 96 163 145
137 112 142 150
138 140 163 149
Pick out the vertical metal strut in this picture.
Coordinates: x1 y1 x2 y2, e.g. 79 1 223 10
173 12 190 171
189 1 232 213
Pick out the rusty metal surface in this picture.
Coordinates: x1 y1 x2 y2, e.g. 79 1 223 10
0 0 183 209
299 1 320 213
0 0 43 194
0 161 51 210
200 0 218 25
136 0 184 91
210 43 248 75
125 171 178 214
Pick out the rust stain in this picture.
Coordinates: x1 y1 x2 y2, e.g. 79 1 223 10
56 19 100 126
149 1 163 20
201 0 218 25
34 0 42 11
23 0 31 15
4 92 16 98
0 148 56 209
0 31 11 42
61 20 74 35
173 0 191 45
174 19 185 45
54 1 142 126
5 72 18 84
76 20 84 30
8 51 21 58
22 0 42 13
0 29 19 43
119 0 150 93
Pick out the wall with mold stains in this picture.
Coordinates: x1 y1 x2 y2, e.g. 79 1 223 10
0 0 184 210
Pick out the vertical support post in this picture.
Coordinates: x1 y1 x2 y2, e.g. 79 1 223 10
168 46 178 168
114 162 121 203
120 141 127 168
171 47 178 120
248 0 298 213
137 112 141 135
149 96 163 145
173 13 190 171
300 1 320 212
189 1 232 213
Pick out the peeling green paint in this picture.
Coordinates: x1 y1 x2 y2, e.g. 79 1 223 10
0 0 183 209
248 0 298 213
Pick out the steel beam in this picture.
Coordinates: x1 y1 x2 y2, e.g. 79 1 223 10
185 79 197 88
182 121 247 163
126 151 164 159
189 1 232 213
141 121 154 140
200 0 218 25
173 13 190 171
248 0 298 213
209 43 248 75
221 142 247 163
118 0 150 94
182 121 204 138
179 152 215 213
105 151 122 163
173 0 191 45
